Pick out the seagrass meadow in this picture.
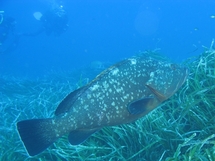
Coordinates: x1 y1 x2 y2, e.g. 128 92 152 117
1 42 215 161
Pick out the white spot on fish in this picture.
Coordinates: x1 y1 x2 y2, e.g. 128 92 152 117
116 87 123 93
150 72 154 77
52 120 55 125
91 84 99 91
103 82 109 88
111 68 119 75
129 58 137 65
87 94 91 99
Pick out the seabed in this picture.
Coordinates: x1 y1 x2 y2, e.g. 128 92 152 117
1 40 215 161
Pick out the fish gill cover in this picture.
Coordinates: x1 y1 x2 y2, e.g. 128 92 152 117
1 40 215 160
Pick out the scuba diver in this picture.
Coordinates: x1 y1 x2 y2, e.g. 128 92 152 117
0 11 20 54
24 5 68 37
0 5 68 54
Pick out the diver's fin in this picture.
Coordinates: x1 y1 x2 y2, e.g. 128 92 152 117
145 84 167 102
127 97 155 115
17 119 58 156
68 129 100 145
55 86 87 116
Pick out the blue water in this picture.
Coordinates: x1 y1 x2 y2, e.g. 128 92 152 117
1 0 215 77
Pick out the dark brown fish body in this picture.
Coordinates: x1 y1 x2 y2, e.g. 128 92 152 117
17 55 189 156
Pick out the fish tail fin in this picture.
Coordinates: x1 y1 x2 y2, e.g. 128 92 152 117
17 118 59 156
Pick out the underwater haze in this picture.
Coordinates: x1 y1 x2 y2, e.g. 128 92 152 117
1 0 215 161
1 0 215 77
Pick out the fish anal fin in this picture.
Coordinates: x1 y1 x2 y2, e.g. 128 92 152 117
68 129 100 145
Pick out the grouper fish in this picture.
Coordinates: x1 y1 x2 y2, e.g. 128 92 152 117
17 55 189 156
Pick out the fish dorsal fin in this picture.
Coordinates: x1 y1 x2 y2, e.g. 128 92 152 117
55 59 130 116
88 59 128 85
55 86 87 116
145 84 167 102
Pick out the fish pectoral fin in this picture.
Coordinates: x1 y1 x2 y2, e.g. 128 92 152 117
68 128 100 145
127 97 158 115
145 84 167 102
